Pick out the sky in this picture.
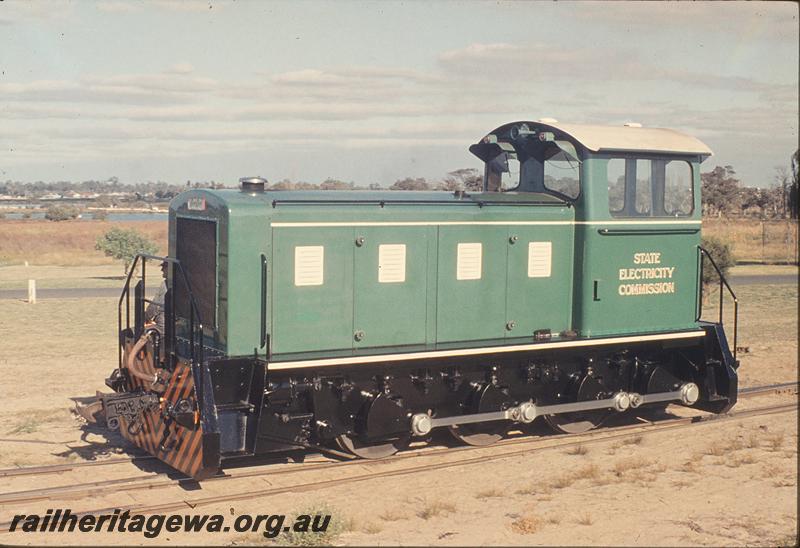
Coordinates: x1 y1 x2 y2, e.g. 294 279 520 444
0 0 797 188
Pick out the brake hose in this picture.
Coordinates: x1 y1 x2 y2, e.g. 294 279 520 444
126 330 161 385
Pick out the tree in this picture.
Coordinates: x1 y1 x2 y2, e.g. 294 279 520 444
701 235 734 288
44 204 81 221
389 177 432 190
319 178 354 190
95 227 159 274
441 168 482 191
701 166 741 217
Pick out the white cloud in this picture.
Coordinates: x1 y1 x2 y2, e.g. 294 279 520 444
571 1 798 37
166 62 195 75
147 0 219 13
96 1 141 14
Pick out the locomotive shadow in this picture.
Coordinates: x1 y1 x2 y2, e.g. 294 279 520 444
61 416 209 488
65 395 194 483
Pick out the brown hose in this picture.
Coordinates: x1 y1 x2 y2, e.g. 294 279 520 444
126 330 159 385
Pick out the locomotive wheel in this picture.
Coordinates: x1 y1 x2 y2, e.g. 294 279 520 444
335 434 411 459
544 373 613 435
448 383 509 446
448 423 507 446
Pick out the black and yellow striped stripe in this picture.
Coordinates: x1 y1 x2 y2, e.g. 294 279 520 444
118 339 216 479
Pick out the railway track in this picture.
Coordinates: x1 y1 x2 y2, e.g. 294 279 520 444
0 383 795 505
0 383 795 530
738 381 798 397
1 380 794 482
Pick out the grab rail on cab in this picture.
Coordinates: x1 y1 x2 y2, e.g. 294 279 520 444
117 254 205 383
696 245 739 359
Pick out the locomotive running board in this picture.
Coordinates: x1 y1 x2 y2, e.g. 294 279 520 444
409 383 700 436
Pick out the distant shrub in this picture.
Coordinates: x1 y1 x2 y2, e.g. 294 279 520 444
95 227 158 273
22 211 32 219
44 204 81 221
701 235 734 287
92 210 109 221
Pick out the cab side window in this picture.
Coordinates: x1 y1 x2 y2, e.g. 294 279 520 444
608 158 694 217
634 159 652 215
664 161 693 215
543 141 581 200
607 159 626 214
486 151 521 192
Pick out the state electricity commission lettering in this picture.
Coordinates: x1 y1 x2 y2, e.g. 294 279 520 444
618 252 677 296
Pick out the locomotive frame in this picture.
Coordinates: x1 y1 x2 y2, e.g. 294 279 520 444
95 120 740 479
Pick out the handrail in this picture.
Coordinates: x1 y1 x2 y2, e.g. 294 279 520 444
117 254 205 384
696 245 739 359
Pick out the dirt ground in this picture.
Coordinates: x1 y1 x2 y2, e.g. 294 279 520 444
0 270 796 546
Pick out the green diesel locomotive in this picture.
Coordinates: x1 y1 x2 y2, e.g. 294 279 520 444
96 120 738 479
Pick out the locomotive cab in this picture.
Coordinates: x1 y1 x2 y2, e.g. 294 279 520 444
470 122 581 200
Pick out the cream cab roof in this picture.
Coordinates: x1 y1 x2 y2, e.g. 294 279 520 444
550 121 712 156
485 120 713 156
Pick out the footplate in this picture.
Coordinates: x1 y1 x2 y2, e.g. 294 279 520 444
109 337 220 480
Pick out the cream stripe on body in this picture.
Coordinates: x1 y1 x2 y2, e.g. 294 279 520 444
271 220 701 228
267 331 705 370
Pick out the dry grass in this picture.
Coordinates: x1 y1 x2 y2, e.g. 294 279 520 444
680 460 700 474
360 522 382 534
703 219 798 263
705 437 745 457
766 432 785 452
476 488 505 499
0 264 125 289
609 435 644 452
378 508 409 522
417 500 456 520
589 474 615 487
515 483 550 496
6 409 66 434
612 456 652 476
679 452 705 474
762 462 781 478
574 464 601 480
575 513 594 526
772 477 795 488
565 444 589 456
622 435 644 446
547 464 601 490
549 474 576 490
725 453 757 468
0 220 166 266
278 504 345 546
744 432 762 449
509 515 543 535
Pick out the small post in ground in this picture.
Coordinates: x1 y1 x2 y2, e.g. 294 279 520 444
28 279 36 304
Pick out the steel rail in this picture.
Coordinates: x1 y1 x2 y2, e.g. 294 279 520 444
0 455 156 479
0 401 794 531
738 381 798 397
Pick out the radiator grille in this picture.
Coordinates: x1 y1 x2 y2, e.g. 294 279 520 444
175 218 217 328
